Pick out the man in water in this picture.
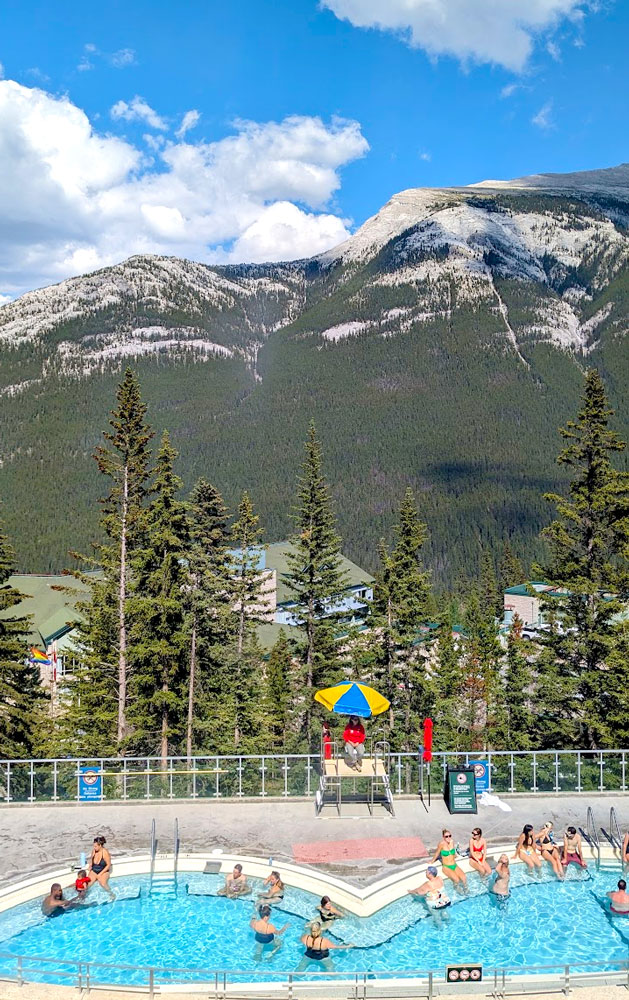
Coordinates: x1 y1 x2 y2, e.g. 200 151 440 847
608 879 629 915
218 863 250 897
491 855 511 899
41 883 79 917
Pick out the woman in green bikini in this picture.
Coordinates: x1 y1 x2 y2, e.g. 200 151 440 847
431 829 467 890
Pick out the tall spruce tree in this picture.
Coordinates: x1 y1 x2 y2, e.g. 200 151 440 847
185 478 233 758
371 489 434 749
227 491 267 749
432 603 464 751
285 422 348 741
265 629 293 750
502 615 534 749
0 517 43 757
128 432 189 761
90 368 153 747
480 549 503 620
460 588 503 749
499 540 526 592
539 368 629 747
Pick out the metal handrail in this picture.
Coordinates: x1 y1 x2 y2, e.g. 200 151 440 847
610 805 623 850
1 748 628 804
585 805 601 866
173 817 179 883
148 818 156 892
0 950 627 998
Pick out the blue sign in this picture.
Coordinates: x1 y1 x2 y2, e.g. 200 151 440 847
79 765 103 802
470 760 490 794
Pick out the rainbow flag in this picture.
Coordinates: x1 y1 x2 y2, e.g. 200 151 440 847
29 647 51 665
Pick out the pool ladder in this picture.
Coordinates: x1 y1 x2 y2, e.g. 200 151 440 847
147 818 180 897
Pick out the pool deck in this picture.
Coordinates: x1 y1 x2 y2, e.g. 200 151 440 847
1 792 627 887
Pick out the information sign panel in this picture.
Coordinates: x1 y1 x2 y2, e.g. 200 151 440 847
444 765 477 814
470 759 490 794
79 765 103 802
446 964 483 984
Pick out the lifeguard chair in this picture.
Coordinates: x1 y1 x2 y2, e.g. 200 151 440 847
315 734 395 817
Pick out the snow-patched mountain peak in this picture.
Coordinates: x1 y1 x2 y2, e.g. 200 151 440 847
471 162 629 194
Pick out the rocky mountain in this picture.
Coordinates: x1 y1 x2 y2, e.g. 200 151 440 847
1 165 628 585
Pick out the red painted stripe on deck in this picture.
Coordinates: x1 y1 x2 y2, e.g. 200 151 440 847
292 836 428 863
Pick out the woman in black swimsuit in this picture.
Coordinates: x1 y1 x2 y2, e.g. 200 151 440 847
296 921 354 972
88 836 115 898
250 905 287 960
535 821 563 880
317 895 345 927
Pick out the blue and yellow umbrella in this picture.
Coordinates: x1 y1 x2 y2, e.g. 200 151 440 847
314 681 390 719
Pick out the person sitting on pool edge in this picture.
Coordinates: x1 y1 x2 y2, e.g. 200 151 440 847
218 863 250 897
608 879 629 915
431 830 467 890
468 828 492 878
562 826 587 869
89 835 115 898
296 921 354 972
343 715 365 771
41 883 80 917
250 904 288 959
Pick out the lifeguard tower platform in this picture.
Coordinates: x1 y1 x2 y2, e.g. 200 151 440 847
315 737 395 817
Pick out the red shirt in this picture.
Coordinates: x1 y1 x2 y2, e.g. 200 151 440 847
343 721 365 744
75 876 90 891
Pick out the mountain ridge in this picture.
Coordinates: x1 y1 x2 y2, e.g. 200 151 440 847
1 163 627 585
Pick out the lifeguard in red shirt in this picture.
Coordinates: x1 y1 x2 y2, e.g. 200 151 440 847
343 715 365 771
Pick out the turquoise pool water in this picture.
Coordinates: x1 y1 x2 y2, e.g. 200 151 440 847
0 866 627 986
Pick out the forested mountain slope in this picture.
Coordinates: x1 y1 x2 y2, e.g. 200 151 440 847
1 166 628 586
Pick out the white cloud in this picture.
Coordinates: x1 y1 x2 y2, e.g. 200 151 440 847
500 83 520 98
110 48 136 68
0 292 12 306
546 40 561 59
77 56 94 72
532 100 555 129
111 96 167 130
419 151 431 162
0 81 368 294
322 0 587 71
176 109 201 139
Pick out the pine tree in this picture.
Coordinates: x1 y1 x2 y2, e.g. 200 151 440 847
185 478 232 758
128 432 189 761
480 549 503 620
598 623 629 747
265 629 293 749
534 604 581 748
432 603 464 751
284 422 348 742
502 615 534 749
89 368 153 747
499 539 526 592
0 516 44 757
460 588 503 749
539 369 629 747
227 491 267 749
370 489 434 749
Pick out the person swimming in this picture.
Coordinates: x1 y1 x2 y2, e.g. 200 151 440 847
317 896 344 926
608 879 629 915
296 921 354 972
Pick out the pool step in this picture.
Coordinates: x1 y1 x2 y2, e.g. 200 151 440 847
149 874 177 897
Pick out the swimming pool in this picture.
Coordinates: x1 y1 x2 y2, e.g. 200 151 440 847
0 866 627 987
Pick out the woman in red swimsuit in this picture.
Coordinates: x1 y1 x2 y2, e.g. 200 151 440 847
468 827 491 877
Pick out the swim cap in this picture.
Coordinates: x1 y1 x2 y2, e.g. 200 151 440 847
427 866 438 876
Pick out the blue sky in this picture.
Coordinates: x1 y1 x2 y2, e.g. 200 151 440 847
0 0 627 295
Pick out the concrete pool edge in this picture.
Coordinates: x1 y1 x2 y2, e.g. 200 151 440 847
0 839 618 917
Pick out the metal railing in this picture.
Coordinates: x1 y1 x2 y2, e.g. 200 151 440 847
0 749 627 804
173 817 179 882
148 819 156 893
0 951 627 998
610 805 623 850
584 805 601 866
